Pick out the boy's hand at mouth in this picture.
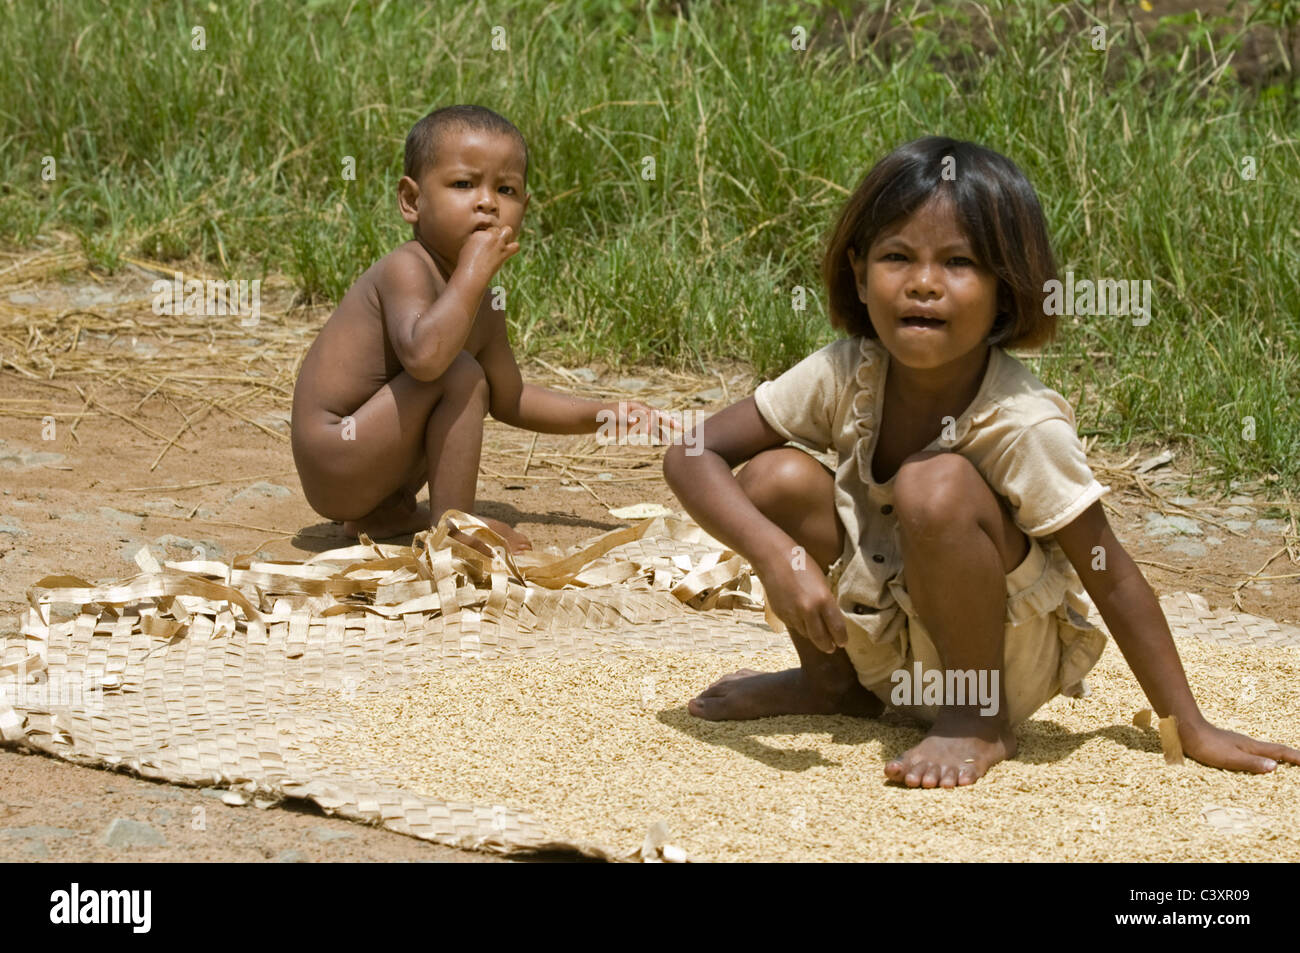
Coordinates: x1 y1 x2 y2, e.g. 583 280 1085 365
460 224 520 280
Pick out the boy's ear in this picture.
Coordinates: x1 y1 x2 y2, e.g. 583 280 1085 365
397 175 420 223
522 191 531 215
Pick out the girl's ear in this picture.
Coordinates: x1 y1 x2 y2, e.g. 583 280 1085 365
988 285 1014 342
847 246 868 296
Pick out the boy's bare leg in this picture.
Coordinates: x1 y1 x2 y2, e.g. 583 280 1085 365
341 454 434 540
330 369 457 540
342 471 424 540
884 450 1027 789
348 456 440 539
417 353 530 554
349 433 530 554
688 448 883 720
297 351 528 551
389 462 530 553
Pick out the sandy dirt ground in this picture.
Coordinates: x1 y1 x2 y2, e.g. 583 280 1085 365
1 253 1296 862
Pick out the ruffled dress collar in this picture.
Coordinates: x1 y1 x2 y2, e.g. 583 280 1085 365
848 337 1002 487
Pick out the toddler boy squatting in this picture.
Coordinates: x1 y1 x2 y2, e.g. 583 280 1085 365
291 105 679 556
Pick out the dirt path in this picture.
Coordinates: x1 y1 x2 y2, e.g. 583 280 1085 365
1 261 1296 862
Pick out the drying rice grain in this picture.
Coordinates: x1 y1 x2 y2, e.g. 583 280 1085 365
302 636 1300 862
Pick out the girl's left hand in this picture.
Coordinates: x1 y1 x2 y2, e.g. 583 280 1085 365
1180 719 1300 773
617 400 682 445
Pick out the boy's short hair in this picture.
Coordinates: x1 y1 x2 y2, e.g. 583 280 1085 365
822 136 1058 350
404 105 529 184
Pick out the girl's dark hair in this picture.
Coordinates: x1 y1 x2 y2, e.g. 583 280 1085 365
822 136 1058 349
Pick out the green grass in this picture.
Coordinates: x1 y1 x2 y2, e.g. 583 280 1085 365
0 0 1296 488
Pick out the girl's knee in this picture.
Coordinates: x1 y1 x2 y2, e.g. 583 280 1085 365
737 447 825 514
894 451 989 530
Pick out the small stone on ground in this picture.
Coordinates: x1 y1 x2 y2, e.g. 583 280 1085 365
102 818 166 848
311 827 355 842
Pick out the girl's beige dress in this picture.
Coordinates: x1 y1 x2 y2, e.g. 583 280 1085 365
753 336 1108 724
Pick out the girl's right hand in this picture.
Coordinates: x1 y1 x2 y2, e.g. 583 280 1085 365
459 225 520 280
758 556 848 654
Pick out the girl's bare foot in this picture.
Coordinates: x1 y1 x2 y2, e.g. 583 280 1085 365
688 667 883 720
342 493 429 539
884 710 1016 788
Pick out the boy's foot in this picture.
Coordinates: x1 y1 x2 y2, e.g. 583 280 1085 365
440 515 531 558
447 527 497 559
884 710 1016 789
342 497 531 554
342 492 428 540
475 515 532 554
688 667 883 720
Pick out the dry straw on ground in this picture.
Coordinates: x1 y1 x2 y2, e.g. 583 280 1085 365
0 241 741 486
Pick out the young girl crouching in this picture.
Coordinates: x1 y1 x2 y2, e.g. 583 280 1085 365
663 137 1299 788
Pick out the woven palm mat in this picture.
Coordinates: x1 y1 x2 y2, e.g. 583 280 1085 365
2 510 1297 861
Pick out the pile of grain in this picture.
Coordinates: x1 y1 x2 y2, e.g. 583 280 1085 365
306 637 1300 861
